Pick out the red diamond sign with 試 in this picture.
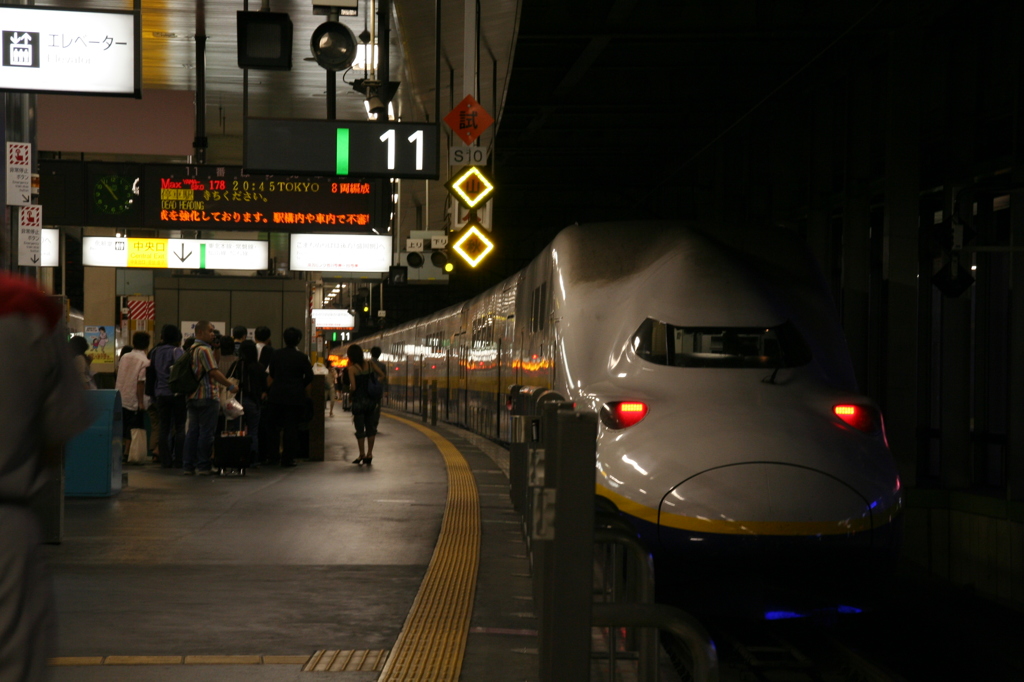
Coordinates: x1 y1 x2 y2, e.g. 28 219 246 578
444 95 494 146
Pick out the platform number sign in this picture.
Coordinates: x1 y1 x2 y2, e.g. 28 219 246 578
247 118 439 179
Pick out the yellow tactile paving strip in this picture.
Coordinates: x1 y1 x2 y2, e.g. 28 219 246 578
377 413 481 682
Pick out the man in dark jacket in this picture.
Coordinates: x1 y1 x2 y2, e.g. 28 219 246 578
150 324 185 468
266 327 313 468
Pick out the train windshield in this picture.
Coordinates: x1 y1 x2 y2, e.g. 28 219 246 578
631 318 812 368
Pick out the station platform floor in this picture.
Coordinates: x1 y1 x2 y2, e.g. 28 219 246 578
44 409 539 682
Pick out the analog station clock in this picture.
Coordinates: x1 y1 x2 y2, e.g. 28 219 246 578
92 174 136 215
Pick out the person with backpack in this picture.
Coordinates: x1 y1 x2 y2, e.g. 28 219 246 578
178 321 239 475
342 344 385 466
150 325 185 468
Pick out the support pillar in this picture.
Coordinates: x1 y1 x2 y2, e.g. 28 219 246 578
882 1 922 486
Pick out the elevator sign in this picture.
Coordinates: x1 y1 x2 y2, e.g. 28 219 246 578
82 237 268 270
0 6 140 96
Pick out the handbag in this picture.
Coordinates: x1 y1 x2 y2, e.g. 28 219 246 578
127 427 149 463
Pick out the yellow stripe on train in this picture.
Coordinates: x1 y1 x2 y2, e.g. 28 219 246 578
597 484 881 536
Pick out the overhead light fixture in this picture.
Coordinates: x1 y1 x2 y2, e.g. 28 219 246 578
309 20 356 71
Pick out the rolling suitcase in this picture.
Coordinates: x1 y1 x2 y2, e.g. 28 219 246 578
214 417 251 475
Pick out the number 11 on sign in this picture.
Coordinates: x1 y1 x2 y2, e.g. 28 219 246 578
335 126 427 176
379 129 424 171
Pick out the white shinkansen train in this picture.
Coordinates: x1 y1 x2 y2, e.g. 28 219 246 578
340 222 903 611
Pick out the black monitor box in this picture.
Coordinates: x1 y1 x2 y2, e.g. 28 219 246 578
237 11 293 71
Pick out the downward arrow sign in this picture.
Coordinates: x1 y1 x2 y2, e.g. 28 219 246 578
175 244 193 262
30 254 39 263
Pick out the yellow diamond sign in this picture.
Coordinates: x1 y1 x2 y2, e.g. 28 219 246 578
452 224 494 267
446 166 494 209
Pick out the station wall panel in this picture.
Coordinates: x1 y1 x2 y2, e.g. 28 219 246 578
155 277 307 350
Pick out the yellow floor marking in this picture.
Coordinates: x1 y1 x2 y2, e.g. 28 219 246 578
104 656 184 665
48 658 103 666
185 655 263 665
264 655 311 664
50 653 367 668
377 414 481 682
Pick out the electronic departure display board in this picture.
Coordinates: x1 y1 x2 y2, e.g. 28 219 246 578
143 165 384 231
36 161 385 230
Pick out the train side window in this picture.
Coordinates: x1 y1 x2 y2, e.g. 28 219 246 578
631 318 811 368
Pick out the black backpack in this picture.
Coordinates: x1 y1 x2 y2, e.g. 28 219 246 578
367 371 383 401
167 347 202 396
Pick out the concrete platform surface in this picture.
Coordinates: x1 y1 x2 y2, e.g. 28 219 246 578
44 409 539 681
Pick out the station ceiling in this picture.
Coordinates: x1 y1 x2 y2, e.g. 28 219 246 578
37 1 923 299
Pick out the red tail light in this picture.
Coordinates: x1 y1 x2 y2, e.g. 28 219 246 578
833 404 881 433
600 401 649 429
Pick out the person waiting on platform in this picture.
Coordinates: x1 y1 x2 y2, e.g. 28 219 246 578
150 325 185 468
369 345 387 408
115 332 151 462
343 344 385 466
228 340 267 468
266 327 313 468
182 321 239 475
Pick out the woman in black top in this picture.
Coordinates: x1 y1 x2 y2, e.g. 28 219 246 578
266 327 313 467
228 340 267 466
343 344 386 465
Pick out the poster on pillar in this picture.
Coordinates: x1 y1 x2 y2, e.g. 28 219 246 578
17 205 42 266
7 142 31 206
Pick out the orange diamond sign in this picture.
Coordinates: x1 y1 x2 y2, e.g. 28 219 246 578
444 95 494 145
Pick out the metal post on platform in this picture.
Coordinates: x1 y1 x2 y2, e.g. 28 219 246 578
430 380 438 425
536 406 597 682
421 381 428 422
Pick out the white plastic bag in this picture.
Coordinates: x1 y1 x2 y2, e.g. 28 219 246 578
222 398 245 420
127 428 149 463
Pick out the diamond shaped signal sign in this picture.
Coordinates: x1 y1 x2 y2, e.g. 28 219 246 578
446 166 494 209
444 95 494 146
452 224 494 268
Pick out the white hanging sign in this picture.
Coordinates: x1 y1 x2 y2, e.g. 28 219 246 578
289 233 392 272
40 228 59 267
7 142 31 206
17 205 42 266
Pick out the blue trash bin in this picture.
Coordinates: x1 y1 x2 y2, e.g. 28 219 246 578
65 390 123 497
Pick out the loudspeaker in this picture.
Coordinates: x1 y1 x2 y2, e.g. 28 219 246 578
237 11 293 71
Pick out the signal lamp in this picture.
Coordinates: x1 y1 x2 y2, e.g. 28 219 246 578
600 401 649 430
430 250 449 269
451 224 494 267
406 252 424 268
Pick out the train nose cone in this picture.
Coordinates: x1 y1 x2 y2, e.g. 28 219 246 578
659 463 872 537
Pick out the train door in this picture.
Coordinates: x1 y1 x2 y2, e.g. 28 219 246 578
445 347 451 422
452 331 467 428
